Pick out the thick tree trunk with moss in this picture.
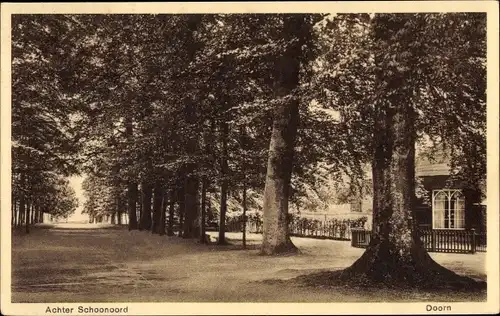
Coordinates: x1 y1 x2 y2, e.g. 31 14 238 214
335 15 483 288
338 99 481 288
261 16 310 255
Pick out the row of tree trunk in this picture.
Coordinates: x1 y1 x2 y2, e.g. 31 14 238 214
11 196 45 233
124 175 248 246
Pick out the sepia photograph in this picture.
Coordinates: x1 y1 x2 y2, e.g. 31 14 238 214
1 1 498 315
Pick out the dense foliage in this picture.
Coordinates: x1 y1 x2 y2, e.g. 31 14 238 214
12 13 486 257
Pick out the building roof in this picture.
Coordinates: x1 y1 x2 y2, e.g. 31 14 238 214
415 152 451 176
415 161 450 176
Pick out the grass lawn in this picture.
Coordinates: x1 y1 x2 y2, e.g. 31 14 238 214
11 223 486 303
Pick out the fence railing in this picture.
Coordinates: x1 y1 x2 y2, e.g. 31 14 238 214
289 220 353 240
351 228 371 248
226 218 486 254
226 219 360 240
352 228 486 254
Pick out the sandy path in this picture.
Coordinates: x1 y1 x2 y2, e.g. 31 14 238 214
11 224 486 302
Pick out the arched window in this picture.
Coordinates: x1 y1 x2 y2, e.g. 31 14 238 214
432 189 465 229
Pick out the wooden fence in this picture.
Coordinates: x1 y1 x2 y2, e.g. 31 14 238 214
351 228 486 254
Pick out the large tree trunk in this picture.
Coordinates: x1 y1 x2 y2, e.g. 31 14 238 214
260 16 309 255
340 103 476 288
183 176 200 238
139 182 153 230
151 182 163 234
260 99 299 254
332 15 483 289
180 15 203 239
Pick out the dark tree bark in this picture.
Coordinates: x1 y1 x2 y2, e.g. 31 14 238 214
331 15 484 289
261 16 310 255
125 115 138 230
25 200 31 234
464 188 481 230
33 206 38 223
183 176 200 238
199 178 208 243
180 15 203 239
116 195 122 225
158 190 167 236
31 203 35 224
167 189 176 236
178 185 185 237
242 181 248 249
151 182 163 234
139 182 153 230
337 97 478 288
12 198 17 227
19 204 24 225
218 117 229 245
127 182 138 230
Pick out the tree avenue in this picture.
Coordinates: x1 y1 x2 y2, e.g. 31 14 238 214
12 13 486 289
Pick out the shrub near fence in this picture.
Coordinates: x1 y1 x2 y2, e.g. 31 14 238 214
352 228 486 254
225 214 263 234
